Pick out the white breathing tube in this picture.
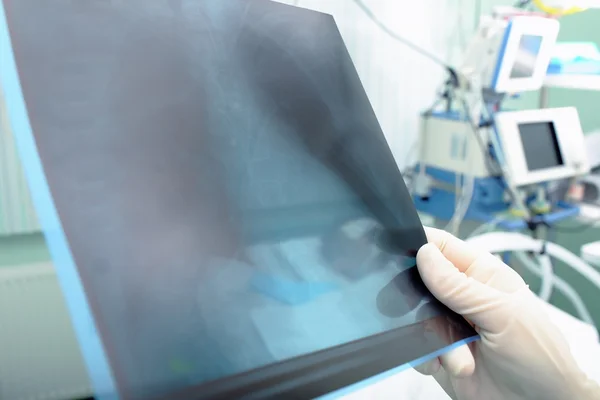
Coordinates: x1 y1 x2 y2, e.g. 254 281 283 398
468 221 554 302
467 232 600 289
448 172 475 235
536 252 555 302
466 231 599 325
467 216 505 238
446 136 476 235
512 251 594 326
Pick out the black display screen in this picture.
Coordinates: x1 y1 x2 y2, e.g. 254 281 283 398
519 121 564 171
3 0 476 399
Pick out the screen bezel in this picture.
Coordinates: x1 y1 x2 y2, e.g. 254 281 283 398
494 107 589 187
492 16 560 93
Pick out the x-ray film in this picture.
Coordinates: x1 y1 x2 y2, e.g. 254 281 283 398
0 0 477 399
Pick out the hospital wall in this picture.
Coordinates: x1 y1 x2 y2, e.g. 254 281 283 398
540 8 600 133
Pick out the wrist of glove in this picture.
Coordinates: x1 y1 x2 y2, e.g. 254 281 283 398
414 228 600 400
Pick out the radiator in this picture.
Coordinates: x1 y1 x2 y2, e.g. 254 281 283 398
0 90 40 236
0 263 93 400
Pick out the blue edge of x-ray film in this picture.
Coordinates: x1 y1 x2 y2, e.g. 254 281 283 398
0 4 478 398
0 3 118 400
318 335 480 399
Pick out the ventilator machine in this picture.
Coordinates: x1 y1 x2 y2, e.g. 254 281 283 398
405 4 600 326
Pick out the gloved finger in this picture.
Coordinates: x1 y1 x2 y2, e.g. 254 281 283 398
425 227 526 293
412 357 441 375
424 227 484 273
439 343 475 378
417 243 509 332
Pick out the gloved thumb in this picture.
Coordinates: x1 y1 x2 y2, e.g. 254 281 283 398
417 243 508 332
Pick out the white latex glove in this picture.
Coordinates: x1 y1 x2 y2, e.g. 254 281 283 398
414 227 600 400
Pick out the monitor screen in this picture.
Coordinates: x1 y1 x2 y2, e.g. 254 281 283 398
509 34 544 79
519 121 564 171
2 0 476 399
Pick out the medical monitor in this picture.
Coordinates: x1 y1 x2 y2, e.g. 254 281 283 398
494 107 589 187
491 16 560 93
0 0 476 399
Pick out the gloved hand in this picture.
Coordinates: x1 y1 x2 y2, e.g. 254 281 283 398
414 227 600 400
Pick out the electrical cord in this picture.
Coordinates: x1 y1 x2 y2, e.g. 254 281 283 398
450 174 475 234
470 231 600 296
468 231 600 332
322 0 590 238
460 98 509 178
351 0 527 227
513 250 595 326
532 0 587 15
351 0 510 190
445 127 476 235
463 102 491 165
467 221 595 326
461 97 528 222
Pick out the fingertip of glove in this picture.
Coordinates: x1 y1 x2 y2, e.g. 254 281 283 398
413 357 441 376
417 243 441 265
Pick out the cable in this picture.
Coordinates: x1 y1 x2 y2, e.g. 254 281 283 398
441 97 499 234
513 251 595 325
441 99 484 234
447 159 475 235
351 0 450 70
468 228 595 325
442 98 477 234
537 252 555 301
532 0 587 15
468 216 506 238
547 241 600 295
467 232 600 326
445 172 466 234
461 98 500 175
351 0 525 229
468 231 600 291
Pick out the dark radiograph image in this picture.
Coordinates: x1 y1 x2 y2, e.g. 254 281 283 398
3 0 476 398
